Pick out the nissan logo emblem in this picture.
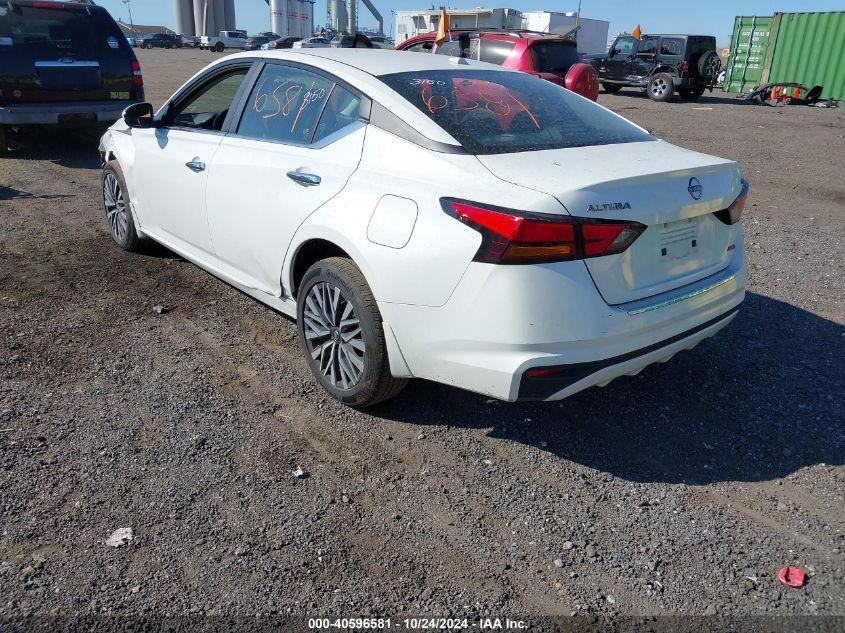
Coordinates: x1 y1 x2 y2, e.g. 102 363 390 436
688 177 703 200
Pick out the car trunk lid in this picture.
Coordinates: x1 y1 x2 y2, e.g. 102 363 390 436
477 140 743 304
0 4 137 104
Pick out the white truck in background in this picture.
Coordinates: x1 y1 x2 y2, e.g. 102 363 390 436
200 30 247 52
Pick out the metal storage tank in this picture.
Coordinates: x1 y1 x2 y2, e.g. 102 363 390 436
330 0 348 33
213 0 226 33
270 0 288 37
224 0 236 32
192 0 211 36
173 0 194 36
347 0 357 34
764 11 845 102
724 15 774 94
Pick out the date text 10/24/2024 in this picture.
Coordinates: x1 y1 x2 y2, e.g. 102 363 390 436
307 618 528 630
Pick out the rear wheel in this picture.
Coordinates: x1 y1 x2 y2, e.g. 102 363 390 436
0 125 7 155
214 42 225 52
601 82 623 94
647 73 675 102
679 85 706 100
102 161 149 252
297 257 408 408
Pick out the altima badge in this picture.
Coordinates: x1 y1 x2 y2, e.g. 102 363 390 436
688 177 703 200
587 202 631 212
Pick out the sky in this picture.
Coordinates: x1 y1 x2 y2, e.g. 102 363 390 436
97 1 844 47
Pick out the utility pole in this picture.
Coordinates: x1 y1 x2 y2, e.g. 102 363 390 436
121 0 134 34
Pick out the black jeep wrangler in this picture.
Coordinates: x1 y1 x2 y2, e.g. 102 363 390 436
587 34 721 101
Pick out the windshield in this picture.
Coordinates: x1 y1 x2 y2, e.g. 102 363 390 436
379 70 654 155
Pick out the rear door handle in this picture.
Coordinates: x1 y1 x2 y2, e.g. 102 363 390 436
185 160 206 172
287 171 321 186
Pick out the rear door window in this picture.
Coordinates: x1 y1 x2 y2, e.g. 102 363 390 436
529 41 581 72
379 69 653 155
660 38 684 56
237 64 336 144
435 36 478 59
479 39 516 65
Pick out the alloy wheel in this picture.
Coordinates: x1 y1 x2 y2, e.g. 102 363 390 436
650 77 668 97
103 172 128 241
302 282 365 390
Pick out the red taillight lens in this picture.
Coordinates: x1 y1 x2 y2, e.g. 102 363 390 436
677 61 689 74
715 180 749 225
131 60 143 86
442 199 645 264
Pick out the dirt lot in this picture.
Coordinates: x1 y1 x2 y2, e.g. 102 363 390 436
1 48 843 627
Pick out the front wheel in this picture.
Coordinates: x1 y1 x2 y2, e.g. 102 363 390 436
296 257 408 408
214 42 225 52
102 161 149 252
647 73 675 102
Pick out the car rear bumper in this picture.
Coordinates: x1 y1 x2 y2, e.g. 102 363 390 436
380 234 746 402
0 100 138 126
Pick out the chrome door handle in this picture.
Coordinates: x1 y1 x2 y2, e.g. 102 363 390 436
287 171 321 186
185 160 206 172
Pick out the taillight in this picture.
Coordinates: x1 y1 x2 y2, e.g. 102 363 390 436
442 199 645 265
677 60 689 75
714 180 749 225
131 60 143 87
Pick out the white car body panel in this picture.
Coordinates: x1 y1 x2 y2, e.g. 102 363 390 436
100 49 747 402
205 124 366 295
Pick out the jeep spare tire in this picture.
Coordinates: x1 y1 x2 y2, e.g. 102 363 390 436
698 50 721 80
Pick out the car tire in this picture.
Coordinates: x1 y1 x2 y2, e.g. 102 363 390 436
102 161 149 253
679 86 706 100
0 125 8 155
296 257 408 408
214 42 225 52
601 82 623 94
647 73 675 102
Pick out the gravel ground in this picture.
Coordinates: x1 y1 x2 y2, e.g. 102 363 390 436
1 48 843 627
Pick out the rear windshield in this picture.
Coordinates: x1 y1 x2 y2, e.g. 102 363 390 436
0 5 124 57
379 70 653 155
529 41 581 73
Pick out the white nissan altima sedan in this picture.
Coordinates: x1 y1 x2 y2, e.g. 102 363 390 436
99 49 748 407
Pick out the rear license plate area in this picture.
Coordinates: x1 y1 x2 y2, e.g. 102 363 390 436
58 112 97 124
658 218 699 261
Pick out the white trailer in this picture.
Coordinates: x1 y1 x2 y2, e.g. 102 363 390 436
521 11 609 55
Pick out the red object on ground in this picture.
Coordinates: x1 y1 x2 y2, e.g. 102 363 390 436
777 566 806 587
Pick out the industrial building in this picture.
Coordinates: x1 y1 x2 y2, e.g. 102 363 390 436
393 7 609 55
169 1 386 40
170 0 316 39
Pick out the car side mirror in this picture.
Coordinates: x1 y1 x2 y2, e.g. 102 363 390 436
608 49 616 57
123 102 156 128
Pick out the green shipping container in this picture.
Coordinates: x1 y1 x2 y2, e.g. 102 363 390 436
725 16 773 94
725 11 845 101
764 11 845 102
